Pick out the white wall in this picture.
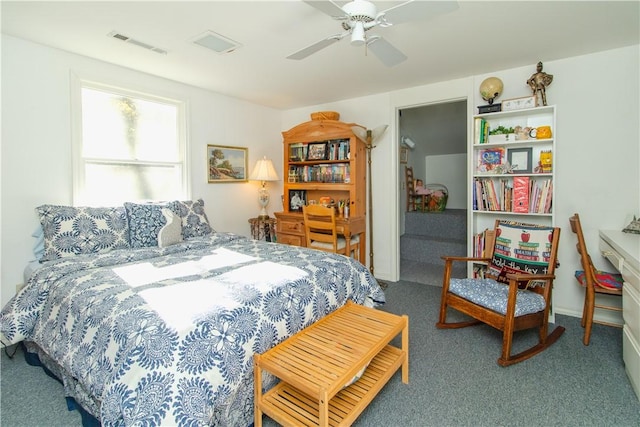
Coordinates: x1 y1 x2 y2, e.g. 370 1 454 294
424 154 466 210
1 35 283 307
284 46 640 322
2 32 638 323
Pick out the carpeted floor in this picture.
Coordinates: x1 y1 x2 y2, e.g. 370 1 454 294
2 280 640 426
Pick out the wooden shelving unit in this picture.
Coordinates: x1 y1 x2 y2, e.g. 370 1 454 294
275 119 368 263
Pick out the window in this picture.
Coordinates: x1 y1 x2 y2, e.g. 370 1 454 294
73 79 188 206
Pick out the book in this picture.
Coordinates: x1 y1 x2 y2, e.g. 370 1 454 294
513 176 530 213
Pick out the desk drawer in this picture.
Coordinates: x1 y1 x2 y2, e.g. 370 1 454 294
276 233 304 247
276 219 304 235
623 283 640 343
600 238 625 271
622 262 640 294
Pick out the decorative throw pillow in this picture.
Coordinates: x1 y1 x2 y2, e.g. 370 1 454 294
176 199 213 239
36 204 130 262
124 201 180 248
157 208 183 248
488 221 555 278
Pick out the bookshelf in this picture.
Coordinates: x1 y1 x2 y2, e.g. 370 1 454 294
470 105 556 272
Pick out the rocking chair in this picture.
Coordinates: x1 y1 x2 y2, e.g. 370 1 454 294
436 220 565 366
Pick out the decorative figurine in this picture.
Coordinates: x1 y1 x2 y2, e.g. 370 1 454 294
527 61 553 106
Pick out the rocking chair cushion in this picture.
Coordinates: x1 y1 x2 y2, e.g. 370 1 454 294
449 278 546 316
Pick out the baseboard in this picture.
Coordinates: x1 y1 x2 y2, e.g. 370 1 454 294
554 307 624 327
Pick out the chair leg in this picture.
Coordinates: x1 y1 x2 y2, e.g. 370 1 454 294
436 260 481 329
583 288 595 346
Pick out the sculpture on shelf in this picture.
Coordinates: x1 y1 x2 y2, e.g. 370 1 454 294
527 61 553 106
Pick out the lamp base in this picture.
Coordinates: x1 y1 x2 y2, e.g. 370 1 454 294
257 187 270 220
257 205 270 220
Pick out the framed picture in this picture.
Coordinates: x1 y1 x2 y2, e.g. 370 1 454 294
477 148 505 172
288 190 306 212
306 142 327 160
207 145 248 183
507 147 533 173
502 95 537 112
400 147 408 164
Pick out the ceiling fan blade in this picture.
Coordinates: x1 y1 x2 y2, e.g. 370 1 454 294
287 33 346 60
366 36 407 67
303 0 346 19
378 0 459 26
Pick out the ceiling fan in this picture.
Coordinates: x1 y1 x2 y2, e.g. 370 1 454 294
287 0 458 67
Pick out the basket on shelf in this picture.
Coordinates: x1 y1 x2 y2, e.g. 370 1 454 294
424 183 448 212
310 111 340 121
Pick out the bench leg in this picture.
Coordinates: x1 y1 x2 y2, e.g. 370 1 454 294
254 356 263 427
402 315 409 384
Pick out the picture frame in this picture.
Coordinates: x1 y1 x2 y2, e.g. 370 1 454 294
477 148 505 172
507 147 533 173
502 95 537 112
288 190 306 212
207 144 248 183
306 142 328 161
400 147 408 164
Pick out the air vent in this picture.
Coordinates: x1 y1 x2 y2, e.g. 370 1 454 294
107 31 168 55
191 30 241 54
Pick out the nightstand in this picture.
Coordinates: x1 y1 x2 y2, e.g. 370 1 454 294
248 217 277 242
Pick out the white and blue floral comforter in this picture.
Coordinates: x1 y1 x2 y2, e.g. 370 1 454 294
0 233 384 426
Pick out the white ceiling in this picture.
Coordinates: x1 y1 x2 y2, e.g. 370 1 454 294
2 1 638 110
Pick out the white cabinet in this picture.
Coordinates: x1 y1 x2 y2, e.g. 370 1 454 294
469 106 556 265
599 230 640 401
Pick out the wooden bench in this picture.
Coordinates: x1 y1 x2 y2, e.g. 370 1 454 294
254 301 409 427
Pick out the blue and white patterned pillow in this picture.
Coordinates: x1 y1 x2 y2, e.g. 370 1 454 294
176 199 213 239
124 201 180 248
36 204 130 262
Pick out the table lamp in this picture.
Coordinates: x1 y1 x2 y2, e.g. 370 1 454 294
249 156 279 219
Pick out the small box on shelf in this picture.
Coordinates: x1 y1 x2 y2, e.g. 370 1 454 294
478 103 502 114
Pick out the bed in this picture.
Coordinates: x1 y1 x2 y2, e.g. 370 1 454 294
0 200 384 426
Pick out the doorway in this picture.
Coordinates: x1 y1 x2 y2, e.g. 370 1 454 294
397 100 468 284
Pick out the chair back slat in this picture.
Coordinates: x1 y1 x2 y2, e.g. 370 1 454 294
569 213 623 293
303 204 339 252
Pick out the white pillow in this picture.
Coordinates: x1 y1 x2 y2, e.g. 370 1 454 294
158 208 183 248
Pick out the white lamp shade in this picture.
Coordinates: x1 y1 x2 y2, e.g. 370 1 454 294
249 157 279 182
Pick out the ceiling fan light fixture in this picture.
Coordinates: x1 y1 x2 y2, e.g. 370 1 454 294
350 22 366 45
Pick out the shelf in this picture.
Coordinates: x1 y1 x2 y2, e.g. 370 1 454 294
475 105 555 119
473 210 553 217
473 173 552 178
473 138 553 148
289 159 351 166
287 183 353 191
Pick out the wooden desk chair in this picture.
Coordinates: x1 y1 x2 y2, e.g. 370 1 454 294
405 166 425 212
436 219 565 366
302 204 360 259
569 213 623 346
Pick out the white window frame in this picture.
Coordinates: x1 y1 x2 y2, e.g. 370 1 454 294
71 73 190 205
